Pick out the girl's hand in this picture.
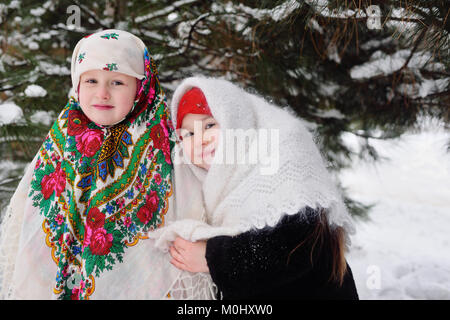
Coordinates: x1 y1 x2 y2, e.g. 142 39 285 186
169 237 209 273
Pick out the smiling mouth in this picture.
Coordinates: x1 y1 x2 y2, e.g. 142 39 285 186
93 104 114 110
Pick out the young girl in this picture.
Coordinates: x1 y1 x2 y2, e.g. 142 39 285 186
152 77 359 299
0 29 181 299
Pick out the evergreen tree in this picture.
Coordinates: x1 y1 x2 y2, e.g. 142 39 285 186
0 0 448 217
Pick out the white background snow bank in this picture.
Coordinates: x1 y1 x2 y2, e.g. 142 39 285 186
340 124 450 299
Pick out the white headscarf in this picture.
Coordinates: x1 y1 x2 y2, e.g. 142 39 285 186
150 76 355 251
71 29 146 99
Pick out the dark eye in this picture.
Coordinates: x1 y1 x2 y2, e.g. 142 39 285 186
112 80 123 85
205 123 216 130
181 131 194 139
85 79 97 84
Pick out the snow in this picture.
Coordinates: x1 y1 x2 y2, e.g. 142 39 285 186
385 8 421 34
307 18 324 34
30 110 54 126
1 53 27 67
237 0 300 22
167 12 179 21
38 61 70 75
28 41 39 50
0 101 24 126
135 0 198 23
326 44 341 63
307 0 367 19
350 49 444 80
30 7 46 17
0 160 27 214
360 37 393 51
8 1 20 10
318 83 341 97
340 123 450 299
313 108 346 120
417 78 449 98
396 78 450 99
24 84 47 97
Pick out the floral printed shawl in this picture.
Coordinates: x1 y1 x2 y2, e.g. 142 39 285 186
0 30 177 299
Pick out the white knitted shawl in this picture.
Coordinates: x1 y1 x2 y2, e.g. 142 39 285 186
150 76 355 255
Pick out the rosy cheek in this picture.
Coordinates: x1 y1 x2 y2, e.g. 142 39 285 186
211 132 220 145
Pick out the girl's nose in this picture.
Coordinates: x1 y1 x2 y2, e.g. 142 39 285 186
192 129 205 147
96 84 110 100
202 131 212 145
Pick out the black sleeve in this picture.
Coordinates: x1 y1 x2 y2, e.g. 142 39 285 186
205 207 321 298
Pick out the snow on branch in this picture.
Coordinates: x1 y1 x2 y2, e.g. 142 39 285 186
135 0 198 23
236 0 301 22
350 49 444 80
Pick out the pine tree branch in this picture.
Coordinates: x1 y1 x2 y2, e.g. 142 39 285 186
419 69 450 78
72 0 111 29
183 12 213 55
182 11 254 55
0 176 21 187
344 130 403 140
414 89 450 99
397 27 428 73
0 83 22 92
134 0 200 23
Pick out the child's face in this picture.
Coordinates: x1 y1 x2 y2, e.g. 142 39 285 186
179 113 220 171
79 70 137 126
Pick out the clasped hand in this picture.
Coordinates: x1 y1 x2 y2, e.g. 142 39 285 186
169 237 209 273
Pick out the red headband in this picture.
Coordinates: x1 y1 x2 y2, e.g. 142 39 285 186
176 87 211 130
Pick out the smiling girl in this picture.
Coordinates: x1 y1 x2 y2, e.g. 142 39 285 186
0 29 178 300
152 77 359 300
78 70 138 126
176 88 220 171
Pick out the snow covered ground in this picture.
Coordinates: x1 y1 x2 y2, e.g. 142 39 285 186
340 123 450 300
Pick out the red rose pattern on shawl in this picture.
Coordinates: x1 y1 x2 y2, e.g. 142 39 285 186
68 110 90 136
75 128 104 157
40 162 66 200
149 122 172 164
83 208 113 255
89 228 113 256
136 190 159 224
